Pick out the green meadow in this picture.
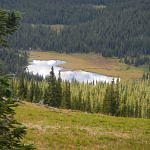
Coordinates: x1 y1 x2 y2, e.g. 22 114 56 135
15 102 150 150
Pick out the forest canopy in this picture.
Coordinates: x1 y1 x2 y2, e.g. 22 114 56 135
0 0 150 66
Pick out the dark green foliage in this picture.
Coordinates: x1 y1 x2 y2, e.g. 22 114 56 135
14 69 150 118
55 71 63 107
114 79 120 116
0 0 103 25
44 67 62 107
122 55 150 66
0 75 34 150
85 91 91 112
142 72 150 81
0 9 20 46
13 71 150 118
0 8 34 149
103 79 120 116
29 80 35 102
0 49 28 74
33 82 41 103
18 73 26 99
0 0 150 65
62 81 71 109
44 66 56 106
103 85 112 115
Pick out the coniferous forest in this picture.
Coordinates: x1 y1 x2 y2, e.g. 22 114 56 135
0 0 150 149
1 47 149 119
10 69 149 119
0 0 150 66
0 0 149 120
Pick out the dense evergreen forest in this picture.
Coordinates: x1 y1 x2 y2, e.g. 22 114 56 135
0 0 150 66
12 68 150 119
0 49 28 74
0 2 149 149
0 1 150 119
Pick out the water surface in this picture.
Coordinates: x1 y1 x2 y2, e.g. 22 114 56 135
27 60 118 83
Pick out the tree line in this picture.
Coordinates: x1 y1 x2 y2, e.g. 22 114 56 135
12 68 150 119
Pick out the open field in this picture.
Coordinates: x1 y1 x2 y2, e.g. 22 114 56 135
15 102 150 150
50 24 65 33
92 5 106 10
29 51 144 80
31 24 65 34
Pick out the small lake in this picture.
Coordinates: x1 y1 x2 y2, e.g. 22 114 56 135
27 60 118 83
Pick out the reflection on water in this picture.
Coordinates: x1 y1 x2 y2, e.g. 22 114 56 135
27 60 118 83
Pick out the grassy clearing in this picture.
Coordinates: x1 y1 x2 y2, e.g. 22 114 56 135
29 51 144 80
50 24 64 33
92 5 106 10
31 24 65 34
15 102 150 150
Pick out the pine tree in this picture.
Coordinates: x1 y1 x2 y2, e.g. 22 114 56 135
62 81 71 109
18 72 25 99
29 79 35 102
103 84 112 115
44 67 62 107
23 78 28 99
85 91 91 112
65 82 71 109
34 81 41 103
44 66 55 106
0 75 34 149
120 87 127 117
55 71 62 107
0 9 34 149
114 78 120 116
103 79 119 116
109 79 116 115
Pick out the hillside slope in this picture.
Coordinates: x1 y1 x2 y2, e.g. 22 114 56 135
1 0 150 65
15 102 150 149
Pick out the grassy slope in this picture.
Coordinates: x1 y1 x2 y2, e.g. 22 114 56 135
15 102 150 150
29 51 144 80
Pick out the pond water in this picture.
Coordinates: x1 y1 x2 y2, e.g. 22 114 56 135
27 60 118 83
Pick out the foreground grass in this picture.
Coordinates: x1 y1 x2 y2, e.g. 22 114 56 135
15 102 150 150
29 51 143 80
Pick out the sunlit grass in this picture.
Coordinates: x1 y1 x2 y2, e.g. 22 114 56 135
15 102 150 150
29 51 144 80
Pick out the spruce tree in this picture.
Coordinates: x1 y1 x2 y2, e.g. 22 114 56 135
34 81 40 103
44 67 62 107
103 84 112 115
18 72 25 99
0 9 34 149
29 79 35 102
61 81 71 109
65 82 71 109
85 91 91 113
55 71 62 107
114 78 120 116
0 75 34 149
109 79 116 115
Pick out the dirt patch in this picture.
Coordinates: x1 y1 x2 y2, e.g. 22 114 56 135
23 123 130 139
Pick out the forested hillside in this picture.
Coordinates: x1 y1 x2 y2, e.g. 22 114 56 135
1 2 149 149
1 0 150 66
0 0 104 25
0 49 28 74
